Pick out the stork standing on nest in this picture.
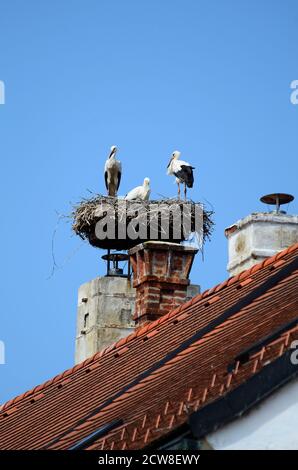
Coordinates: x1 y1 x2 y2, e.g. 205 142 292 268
104 145 122 197
125 177 151 201
167 150 195 200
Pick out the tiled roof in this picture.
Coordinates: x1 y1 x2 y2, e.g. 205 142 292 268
0 243 297 449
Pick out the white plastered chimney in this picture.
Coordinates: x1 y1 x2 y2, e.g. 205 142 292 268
225 193 298 277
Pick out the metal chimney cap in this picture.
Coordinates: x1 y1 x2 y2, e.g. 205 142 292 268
260 193 294 205
260 193 294 214
101 252 130 278
101 253 128 263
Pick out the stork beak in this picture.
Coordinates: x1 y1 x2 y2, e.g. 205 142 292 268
167 157 173 168
109 148 116 158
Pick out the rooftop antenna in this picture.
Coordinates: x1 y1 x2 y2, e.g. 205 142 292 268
260 193 294 214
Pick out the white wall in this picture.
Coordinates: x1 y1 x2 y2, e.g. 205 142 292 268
207 379 298 450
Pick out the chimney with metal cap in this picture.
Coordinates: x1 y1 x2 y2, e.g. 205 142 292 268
225 193 298 277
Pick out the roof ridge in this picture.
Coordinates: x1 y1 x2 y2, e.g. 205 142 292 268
1 241 298 412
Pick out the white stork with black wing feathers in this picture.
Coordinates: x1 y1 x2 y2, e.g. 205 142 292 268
104 145 122 197
167 150 195 200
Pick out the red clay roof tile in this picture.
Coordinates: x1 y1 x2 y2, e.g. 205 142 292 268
0 243 297 449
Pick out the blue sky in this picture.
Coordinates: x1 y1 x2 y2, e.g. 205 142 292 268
0 0 297 403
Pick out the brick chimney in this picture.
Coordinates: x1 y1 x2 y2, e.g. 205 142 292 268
129 241 199 326
75 242 199 363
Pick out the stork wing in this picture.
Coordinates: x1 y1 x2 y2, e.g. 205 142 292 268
117 171 121 191
104 170 109 191
174 165 194 188
125 186 141 200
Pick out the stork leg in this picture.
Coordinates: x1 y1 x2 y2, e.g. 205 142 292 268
177 182 181 199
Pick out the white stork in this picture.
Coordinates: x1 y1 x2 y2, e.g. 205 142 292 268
104 145 122 197
125 177 151 201
167 150 195 200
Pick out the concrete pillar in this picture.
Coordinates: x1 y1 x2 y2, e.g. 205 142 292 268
75 276 135 364
225 212 298 277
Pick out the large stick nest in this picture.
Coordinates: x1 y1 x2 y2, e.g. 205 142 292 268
71 195 214 251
